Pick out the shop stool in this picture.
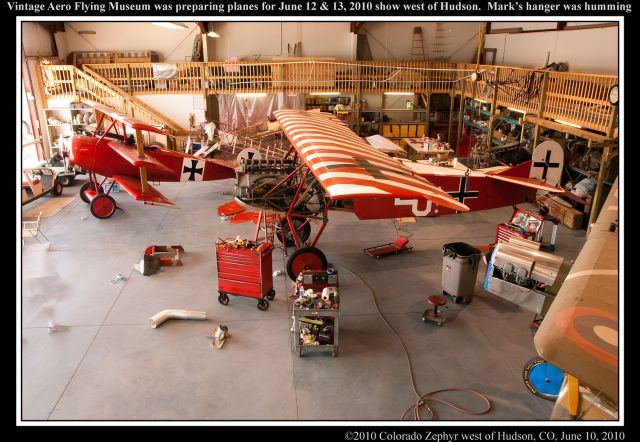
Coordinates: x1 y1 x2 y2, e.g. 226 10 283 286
422 294 447 326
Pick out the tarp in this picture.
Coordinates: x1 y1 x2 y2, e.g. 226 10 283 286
217 93 305 130
152 64 178 80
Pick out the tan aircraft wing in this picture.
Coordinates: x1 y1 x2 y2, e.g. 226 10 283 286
534 178 619 402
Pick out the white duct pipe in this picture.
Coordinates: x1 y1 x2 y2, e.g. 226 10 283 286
148 309 207 328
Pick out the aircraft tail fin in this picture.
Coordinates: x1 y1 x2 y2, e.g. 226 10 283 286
481 141 565 193
528 140 564 186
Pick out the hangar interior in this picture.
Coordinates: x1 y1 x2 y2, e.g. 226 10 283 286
20 20 620 422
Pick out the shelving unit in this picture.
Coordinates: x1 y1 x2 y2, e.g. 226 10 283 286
567 166 613 187
359 108 427 144
292 270 340 357
304 95 351 113
44 103 95 158
293 307 339 357
462 99 523 147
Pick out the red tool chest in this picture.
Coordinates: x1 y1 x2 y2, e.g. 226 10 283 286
215 241 275 311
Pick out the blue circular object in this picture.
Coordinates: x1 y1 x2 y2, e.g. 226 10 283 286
523 357 564 400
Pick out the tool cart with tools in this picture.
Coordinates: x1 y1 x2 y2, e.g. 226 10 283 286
291 269 340 356
215 237 276 311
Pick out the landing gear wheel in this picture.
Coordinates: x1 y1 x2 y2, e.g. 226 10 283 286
522 357 564 400
51 180 64 196
257 298 270 311
277 218 311 247
266 289 276 301
218 293 230 305
286 246 328 280
59 175 74 187
90 194 117 219
145 141 163 151
79 182 103 204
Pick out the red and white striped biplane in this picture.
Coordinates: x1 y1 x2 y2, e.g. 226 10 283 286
231 109 564 279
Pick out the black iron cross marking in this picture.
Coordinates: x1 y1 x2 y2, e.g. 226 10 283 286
324 157 407 180
533 150 560 180
183 160 203 181
448 176 479 203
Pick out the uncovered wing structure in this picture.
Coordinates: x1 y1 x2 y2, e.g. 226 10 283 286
274 109 469 219
534 178 619 404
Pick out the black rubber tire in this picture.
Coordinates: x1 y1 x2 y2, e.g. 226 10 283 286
266 289 276 301
51 180 64 197
286 246 328 280
257 298 269 311
277 218 311 247
79 182 103 204
58 175 74 187
145 141 163 151
218 293 230 305
89 194 117 219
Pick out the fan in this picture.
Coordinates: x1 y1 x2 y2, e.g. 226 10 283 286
192 34 203 62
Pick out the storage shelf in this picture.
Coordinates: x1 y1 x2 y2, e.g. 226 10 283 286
464 120 489 132
465 105 491 118
568 166 612 186
465 105 521 126
44 104 95 158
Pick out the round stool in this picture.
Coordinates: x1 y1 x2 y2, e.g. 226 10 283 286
422 295 447 326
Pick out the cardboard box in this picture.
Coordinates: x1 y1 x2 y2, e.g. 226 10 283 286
539 195 583 230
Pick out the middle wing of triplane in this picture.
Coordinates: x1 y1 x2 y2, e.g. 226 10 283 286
274 110 469 219
112 174 175 206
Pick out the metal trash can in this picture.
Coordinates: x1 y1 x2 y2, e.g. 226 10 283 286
442 242 482 304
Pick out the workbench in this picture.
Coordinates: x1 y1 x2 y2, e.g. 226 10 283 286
402 137 454 160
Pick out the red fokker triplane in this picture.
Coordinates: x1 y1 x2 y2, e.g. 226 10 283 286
68 101 235 219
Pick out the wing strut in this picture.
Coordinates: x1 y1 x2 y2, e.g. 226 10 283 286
135 129 150 194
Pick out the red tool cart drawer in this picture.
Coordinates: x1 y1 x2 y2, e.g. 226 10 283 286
215 241 275 311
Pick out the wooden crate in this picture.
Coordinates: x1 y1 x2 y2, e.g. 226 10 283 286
539 195 583 230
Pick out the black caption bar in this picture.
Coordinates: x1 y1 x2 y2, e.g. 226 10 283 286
2 0 633 16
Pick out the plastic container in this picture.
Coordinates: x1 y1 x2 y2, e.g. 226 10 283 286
441 242 482 303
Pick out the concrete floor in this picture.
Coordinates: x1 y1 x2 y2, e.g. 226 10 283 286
20 178 587 421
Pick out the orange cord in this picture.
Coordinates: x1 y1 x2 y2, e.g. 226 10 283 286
401 388 492 420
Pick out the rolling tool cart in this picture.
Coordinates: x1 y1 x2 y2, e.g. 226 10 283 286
292 269 340 356
215 239 275 311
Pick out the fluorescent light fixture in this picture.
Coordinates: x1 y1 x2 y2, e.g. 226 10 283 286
237 93 268 97
554 119 582 129
207 31 220 38
384 92 414 96
507 107 526 114
309 92 341 96
152 22 188 30
473 98 488 103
